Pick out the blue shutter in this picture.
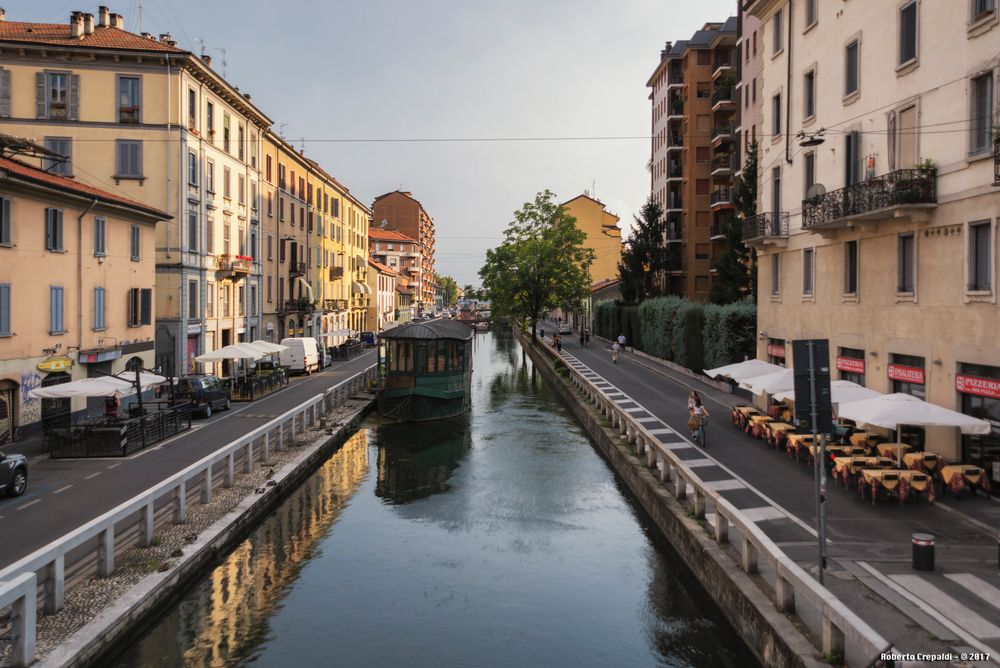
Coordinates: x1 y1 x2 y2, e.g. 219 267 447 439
49 286 57 333
56 209 63 250
0 197 9 245
0 284 9 335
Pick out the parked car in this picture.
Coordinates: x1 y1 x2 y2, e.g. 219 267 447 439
0 451 27 497
558 322 572 335
279 337 320 375
360 331 376 347
175 374 232 418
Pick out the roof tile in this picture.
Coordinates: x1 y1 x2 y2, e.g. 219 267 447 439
0 21 186 53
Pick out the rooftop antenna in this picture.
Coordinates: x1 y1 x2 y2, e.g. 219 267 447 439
300 137 306 153
278 122 287 139
197 38 206 58
213 46 228 79
138 0 143 33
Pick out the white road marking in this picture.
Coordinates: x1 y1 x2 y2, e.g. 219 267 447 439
945 574 1000 612
16 499 41 510
661 442 693 450
705 479 746 491
635 417 661 423
889 575 1000 638
683 458 717 468
647 428 675 435
107 463 121 470
623 407 646 413
84 472 101 480
52 484 73 495
741 507 786 522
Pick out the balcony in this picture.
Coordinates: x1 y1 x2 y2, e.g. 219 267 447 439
324 298 348 311
667 100 684 119
711 122 736 145
281 298 315 314
667 73 684 89
802 168 937 234
666 135 683 152
711 85 736 111
712 56 736 81
119 105 140 124
710 187 734 210
742 212 790 247
666 254 686 274
710 153 737 176
993 139 999 187
666 162 683 181
666 219 683 243
665 193 683 212
289 261 307 277
710 218 727 241
216 254 252 279
329 266 344 280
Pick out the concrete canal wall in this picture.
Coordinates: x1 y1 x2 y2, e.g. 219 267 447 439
2 369 378 668
516 331 829 668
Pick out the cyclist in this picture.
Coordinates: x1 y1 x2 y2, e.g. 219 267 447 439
687 407 703 445
693 398 710 447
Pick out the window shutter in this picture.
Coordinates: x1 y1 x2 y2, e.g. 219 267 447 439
56 209 64 250
68 74 80 120
0 284 9 335
128 288 137 326
35 72 46 118
116 141 126 176
0 69 10 118
898 106 918 169
140 288 151 325
44 208 52 249
131 141 141 176
0 197 9 245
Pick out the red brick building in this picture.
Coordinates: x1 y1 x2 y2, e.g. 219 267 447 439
371 191 436 313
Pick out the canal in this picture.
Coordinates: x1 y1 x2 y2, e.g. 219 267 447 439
108 331 755 668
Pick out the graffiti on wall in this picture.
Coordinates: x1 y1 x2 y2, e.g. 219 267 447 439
19 371 41 425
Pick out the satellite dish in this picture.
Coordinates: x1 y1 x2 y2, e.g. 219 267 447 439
806 183 827 199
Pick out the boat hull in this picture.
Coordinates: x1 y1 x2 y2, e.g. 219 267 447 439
377 392 470 422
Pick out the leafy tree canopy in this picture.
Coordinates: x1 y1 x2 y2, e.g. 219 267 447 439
435 273 460 306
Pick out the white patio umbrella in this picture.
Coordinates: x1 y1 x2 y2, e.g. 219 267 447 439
250 340 288 354
194 343 267 363
740 368 795 396
27 372 166 399
704 359 784 383
772 380 882 406
837 393 991 466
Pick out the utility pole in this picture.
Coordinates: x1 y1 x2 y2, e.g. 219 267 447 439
807 340 828 584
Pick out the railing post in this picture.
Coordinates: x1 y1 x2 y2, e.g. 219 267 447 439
244 440 254 473
618 414 627 436
658 454 669 482
776 573 795 612
225 453 236 487
201 466 213 504
10 573 36 667
715 512 729 543
646 445 656 468
636 435 645 457
277 422 285 450
97 525 115 576
741 536 759 574
174 480 188 523
140 502 155 547
262 431 270 462
674 472 687 500
692 489 705 518
43 555 65 613
822 616 845 659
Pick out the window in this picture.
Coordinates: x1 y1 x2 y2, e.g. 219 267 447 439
772 93 782 135
805 0 817 27
332 198 340 218
696 82 711 99
94 216 106 256
803 70 815 119
223 221 231 255
844 131 861 185
223 114 231 152
238 285 245 316
898 105 918 168
239 174 246 204
94 287 105 330
188 210 198 252
772 166 782 213
898 233 915 292
839 347 866 385
188 280 198 318
45 208 64 251
751 77 756 102
844 240 859 294
773 8 784 53
969 221 992 291
49 286 64 334
845 40 860 97
899 1 918 65
971 72 994 154
188 151 198 185
278 164 286 190
267 275 273 303
771 254 781 295
267 192 273 216
206 217 214 253
238 125 245 161
223 166 231 199
279 197 285 222
802 248 815 295
115 139 142 178
251 182 258 211
206 159 215 193
250 285 257 316
804 152 816 197
43 137 71 175
131 224 141 260
128 288 152 326
0 197 10 246
206 282 215 318
267 234 273 260
117 76 141 123
188 88 197 129
206 101 214 135
974 0 997 18
41 72 73 120
696 146 710 163
0 284 10 335
266 155 273 183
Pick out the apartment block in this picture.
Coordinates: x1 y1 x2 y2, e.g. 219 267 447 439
744 0 1000 466
372 191 436 314
647 18 738 300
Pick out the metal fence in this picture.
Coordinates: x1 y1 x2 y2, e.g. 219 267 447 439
47 403 193 459
0 364 377 667
231 371 288 402
802 168 936 229
551 347 890 665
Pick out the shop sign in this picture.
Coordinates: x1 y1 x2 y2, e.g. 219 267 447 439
990 419 1000 436
888 364 925 384
80 348 122 364
955 373 1000 400
767 344 786 358
37 355 73 373
837 356 865 374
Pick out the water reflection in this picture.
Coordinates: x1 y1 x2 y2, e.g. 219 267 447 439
375 416 472 504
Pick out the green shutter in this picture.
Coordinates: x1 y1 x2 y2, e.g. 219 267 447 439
35 72 46 118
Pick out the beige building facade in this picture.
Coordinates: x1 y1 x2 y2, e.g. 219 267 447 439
561 194 622 284
0 146 165 438
745 0 1000 465
367 259 397 332
372 191 435 313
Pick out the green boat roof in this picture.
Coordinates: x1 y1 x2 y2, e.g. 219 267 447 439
380 320 474 342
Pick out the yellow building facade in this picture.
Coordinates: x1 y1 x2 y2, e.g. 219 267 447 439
561 194 623 284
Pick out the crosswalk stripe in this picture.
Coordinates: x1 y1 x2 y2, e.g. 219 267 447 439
741 507 787 522
705 479 745 491
660 442 693 450
635 417 661 423
647 428 674 435
945 574 1000 612
623 407 646 413
890 575 1000 638
682 458 716 467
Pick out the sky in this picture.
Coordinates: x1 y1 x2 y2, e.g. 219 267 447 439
14 0 737 285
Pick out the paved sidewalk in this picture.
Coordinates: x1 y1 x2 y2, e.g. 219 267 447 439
545 321 1000 665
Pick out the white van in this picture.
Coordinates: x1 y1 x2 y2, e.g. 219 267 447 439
279 337 320 375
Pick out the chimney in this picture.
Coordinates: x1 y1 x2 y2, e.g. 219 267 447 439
202 54 212 67
111 13 123 29
70 11 83 38
98 6 109 27
159 32 169 42
243 92 252 102
83 13 94 35
0 8 6 22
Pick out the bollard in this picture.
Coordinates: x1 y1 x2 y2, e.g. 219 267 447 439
912 533 934 571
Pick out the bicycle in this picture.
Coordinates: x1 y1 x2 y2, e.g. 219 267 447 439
693 418 708 447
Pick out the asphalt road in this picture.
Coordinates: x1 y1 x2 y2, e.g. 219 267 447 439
1 351 376 567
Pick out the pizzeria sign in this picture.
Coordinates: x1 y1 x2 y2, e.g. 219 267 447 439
836 356 865 374
955 373 1000 400
766 344 786 358
887 364 925 384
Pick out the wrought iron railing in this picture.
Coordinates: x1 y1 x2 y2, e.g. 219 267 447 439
710 219 726 238
325 298 348 311
289 261 307 277
993 138 999 186
281 297 315 313
742 212 790 242
667 162 682 178
802 169 936 229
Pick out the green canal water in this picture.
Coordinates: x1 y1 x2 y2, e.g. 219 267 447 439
109 331 755 668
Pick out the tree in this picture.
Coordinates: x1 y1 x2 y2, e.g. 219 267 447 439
618 196 667 304
462 284 483 300
479 190 594 339
709 140 758 304
435 273 459 306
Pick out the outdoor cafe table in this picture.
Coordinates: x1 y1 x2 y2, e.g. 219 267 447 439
764 421 795 448
833 456 895 485
877 443 912 459
860 469 934 504
849 431 876 448
732 405 760 429
903 452 942 474
785 432 814 460
940 465 990 496
750 414 773 438
818 444 869 459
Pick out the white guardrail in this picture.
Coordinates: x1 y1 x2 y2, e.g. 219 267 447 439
554 350 891 665
0 365 377 667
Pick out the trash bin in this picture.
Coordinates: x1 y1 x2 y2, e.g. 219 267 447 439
912 533 934 571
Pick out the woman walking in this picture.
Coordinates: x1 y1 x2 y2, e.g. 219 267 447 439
611 340 621 363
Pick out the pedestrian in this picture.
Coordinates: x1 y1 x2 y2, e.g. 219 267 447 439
585 330 591 347
540 328 545 339
579 330 585 346
105 391 121 419
611 340 620 363
555 334 562 353
617 332 626 351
